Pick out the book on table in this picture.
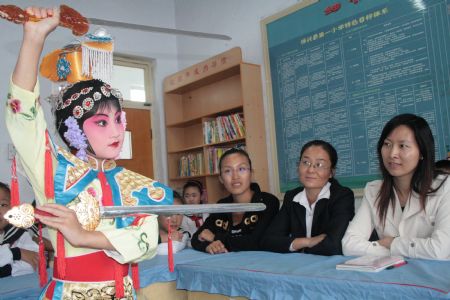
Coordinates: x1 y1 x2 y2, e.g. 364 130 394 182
336 255 405 272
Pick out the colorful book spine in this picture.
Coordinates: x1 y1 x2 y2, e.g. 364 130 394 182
178 152 204 177
202 113 246 145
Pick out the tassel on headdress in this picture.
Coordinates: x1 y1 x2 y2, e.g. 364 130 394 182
81 29 114 84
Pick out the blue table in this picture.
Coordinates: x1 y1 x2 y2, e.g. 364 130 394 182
176 251 450 300
3 250 449 299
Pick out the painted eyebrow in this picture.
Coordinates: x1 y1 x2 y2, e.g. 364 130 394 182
91 113 109 118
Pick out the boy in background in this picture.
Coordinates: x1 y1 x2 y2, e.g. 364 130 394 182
157 192 190 255
0 182 39 277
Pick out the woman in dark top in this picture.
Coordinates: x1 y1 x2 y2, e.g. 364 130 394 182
192 148 279 254
261 140 354 255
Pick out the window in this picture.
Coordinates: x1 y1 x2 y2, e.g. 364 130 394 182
112 55 154 107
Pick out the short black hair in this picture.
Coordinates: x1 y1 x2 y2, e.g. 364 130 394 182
182 180 203 196
0 182 10 194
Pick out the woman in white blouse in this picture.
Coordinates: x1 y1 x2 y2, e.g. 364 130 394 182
342 114 450 260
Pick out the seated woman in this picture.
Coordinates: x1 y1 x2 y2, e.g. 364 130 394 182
261 140 355 255
342 114 450 260
191 148 279 254
180 180 209 239
157 192 190 255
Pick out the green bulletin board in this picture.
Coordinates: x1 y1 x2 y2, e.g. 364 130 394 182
262 0 450 192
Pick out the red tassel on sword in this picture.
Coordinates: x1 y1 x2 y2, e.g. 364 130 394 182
44 131 54 200
38 223 48 287
167 218 174 272
10 157 20 207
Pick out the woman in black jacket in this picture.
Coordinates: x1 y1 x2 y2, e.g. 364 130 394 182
192 148 279 254
261 140 354 255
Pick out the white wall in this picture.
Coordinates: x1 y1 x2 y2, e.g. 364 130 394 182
174 0 299 193
0 0 302 200
0 0 178 200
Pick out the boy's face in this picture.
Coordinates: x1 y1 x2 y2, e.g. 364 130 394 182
0 188 11 231
158 197 183 231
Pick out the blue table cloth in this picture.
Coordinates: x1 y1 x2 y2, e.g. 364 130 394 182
176 251 450 300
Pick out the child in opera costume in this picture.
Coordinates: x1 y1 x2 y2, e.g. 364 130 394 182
5 7 172 299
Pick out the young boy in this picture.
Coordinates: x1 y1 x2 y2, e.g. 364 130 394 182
0 182 39 277
157 192 190 255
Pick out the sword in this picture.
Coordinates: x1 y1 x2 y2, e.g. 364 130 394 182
4 202 266 230
0 5 231 40
100 203 266 218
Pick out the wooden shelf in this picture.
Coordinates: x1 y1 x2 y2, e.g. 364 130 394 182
166 106 243 128
164 47 269 203
169 173 223 181
169 174 207 181
204 137 246 147
168 137 246 154
168 144 204 154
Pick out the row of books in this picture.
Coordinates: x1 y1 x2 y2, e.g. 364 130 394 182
205 144 246 174
203 113 245 144
178 152 204 177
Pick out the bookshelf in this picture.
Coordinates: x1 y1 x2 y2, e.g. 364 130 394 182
164 47 269 202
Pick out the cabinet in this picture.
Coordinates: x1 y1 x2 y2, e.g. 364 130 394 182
164 47 269 202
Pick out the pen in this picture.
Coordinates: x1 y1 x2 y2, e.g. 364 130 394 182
386 261 408 270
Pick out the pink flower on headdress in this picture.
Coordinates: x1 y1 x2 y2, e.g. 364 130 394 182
121 111 127 131
8 99 21 114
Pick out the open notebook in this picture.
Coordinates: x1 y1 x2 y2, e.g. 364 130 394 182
336 255 405 272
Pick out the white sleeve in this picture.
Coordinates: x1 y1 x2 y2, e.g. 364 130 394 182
0 245 13 267
11 232 38 277
342 185 390 256
156 235 188 256
180 216 197 238
15 231 39 252
11 260 34 277
391 180 450 260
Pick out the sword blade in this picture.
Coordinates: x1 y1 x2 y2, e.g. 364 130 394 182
100 203 266 218
88 18 232 40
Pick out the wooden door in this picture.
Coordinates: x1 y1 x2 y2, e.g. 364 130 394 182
116 108 154 178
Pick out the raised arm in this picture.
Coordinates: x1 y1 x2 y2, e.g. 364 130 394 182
12 7 59 91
